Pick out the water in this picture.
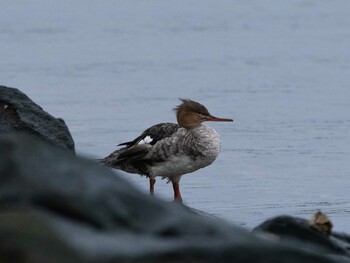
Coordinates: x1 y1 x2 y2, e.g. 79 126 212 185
1 0 349 231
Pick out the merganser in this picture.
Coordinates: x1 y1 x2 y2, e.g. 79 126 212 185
101 99 233 202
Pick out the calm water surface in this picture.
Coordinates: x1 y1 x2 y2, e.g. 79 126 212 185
1 1 349 231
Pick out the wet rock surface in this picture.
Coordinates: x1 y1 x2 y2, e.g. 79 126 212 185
0 85 74 152
0 133 349 263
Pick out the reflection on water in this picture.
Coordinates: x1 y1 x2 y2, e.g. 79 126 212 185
1 0 349 231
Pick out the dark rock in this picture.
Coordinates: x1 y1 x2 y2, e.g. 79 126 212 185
1 133 348 263
0 85 74 151
253 215 350 259
0 210 83 263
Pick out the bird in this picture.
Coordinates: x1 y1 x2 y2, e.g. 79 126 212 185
101 99 233 202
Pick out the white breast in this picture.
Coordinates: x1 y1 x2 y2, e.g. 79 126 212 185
148 125 221 178
193 125 221 163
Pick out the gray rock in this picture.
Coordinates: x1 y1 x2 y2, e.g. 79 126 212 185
0 210 84 263
0 133 347 263
0 85 74 151
254 215 350 261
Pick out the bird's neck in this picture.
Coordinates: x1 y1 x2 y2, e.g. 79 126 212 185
177 112 202 129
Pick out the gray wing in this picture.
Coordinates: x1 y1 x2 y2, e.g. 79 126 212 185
100 144 151 175
101 144 151 167
101 123 180 175
118 123 179 147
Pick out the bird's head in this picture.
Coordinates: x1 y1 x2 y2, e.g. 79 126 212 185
174 99 233 129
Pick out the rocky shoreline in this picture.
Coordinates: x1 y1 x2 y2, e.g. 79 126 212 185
0 85 349 263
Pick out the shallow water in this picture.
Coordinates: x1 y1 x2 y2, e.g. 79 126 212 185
1 0 349 231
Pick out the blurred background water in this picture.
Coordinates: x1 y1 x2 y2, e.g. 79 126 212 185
1 0 349 231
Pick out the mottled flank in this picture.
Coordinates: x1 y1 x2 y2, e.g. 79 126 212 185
102 124 221 180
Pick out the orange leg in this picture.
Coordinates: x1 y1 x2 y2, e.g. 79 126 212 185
149 178 156 196
172 181 183 203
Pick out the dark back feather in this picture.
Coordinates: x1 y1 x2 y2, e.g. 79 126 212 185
101 122 180 175
118 123 179 148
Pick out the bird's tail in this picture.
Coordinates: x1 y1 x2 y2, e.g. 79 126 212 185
99 149 123 168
